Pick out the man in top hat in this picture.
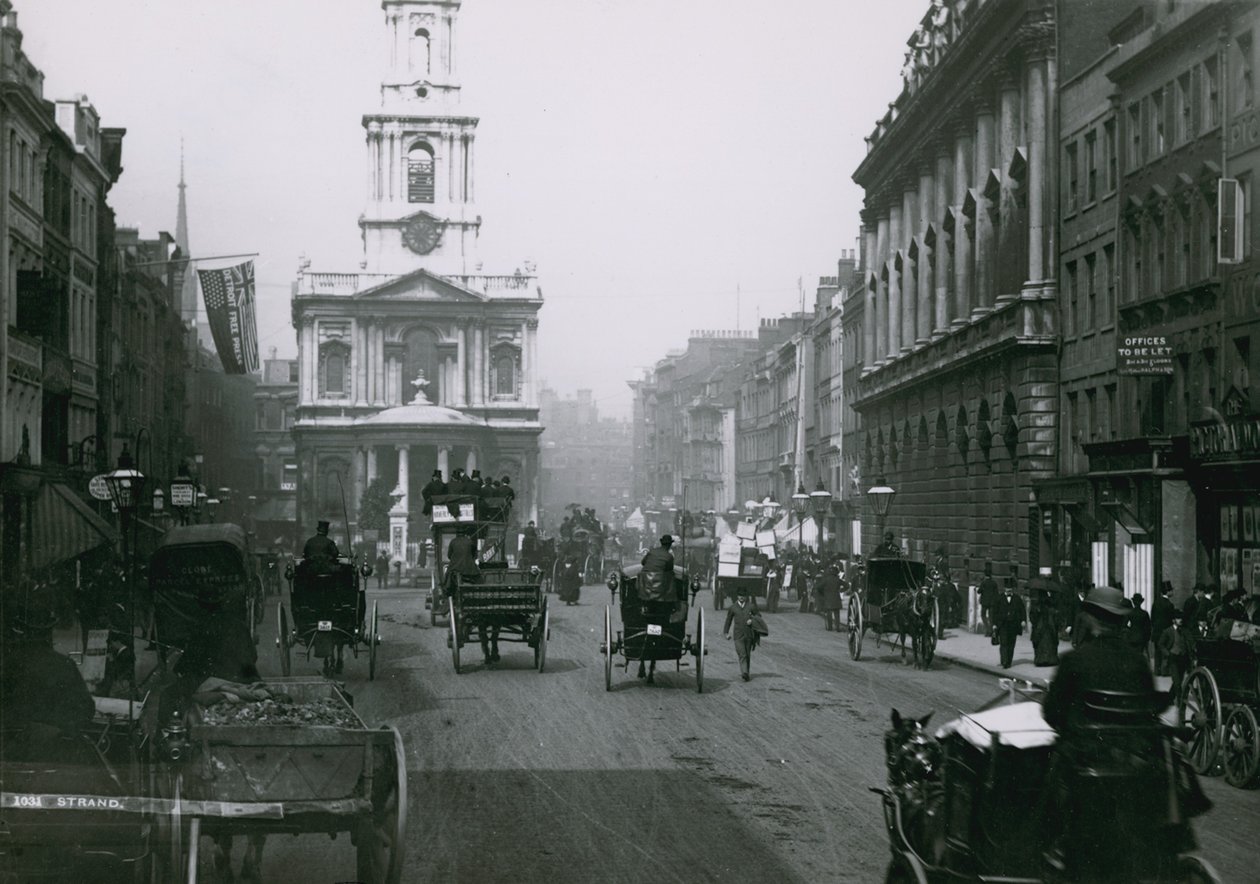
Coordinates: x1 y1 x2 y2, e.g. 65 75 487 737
421 469 447 516
500 475 516 507
993 579 1026 669
641 534 676 582
303 520 340 564
1151 581 1176 675
1125 593 1152 659
874 531 902 558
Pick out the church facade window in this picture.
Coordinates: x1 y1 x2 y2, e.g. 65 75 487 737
490 344 520 398
411 28 431 75
408 142 435 203
319 342 351 398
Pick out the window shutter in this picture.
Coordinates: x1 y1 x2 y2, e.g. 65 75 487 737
1218 177 1245 264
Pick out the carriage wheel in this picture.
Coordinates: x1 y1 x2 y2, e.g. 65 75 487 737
551 559 562 593
847 596 864 660
535 601 550 673
368 600 380 681
604 606 613 692
448 597 461 674
1181 668 1224 775
884 849 929 884
357 726 408 884
246 593 257 645
1223 704 1260 788
695 608 705 694
277 603 292 677
1175 855 1223 883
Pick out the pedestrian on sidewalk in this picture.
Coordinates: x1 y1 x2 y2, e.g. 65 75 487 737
1125 594 1152 660
978 562 999 635
815 563 844 632
375 551 389 588
994 580 1026 669
1158 611 1192 700
723 587 765 681
1030 584 1060 667
1151 582 1175 674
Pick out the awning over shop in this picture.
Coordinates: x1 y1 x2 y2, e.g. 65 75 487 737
29 482 117 571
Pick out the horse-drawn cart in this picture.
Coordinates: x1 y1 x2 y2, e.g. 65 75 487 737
847 557 937 668
279 555 379 679
603 565 705 691
1179 618 1260 787
163 676 406 882
447 568 549 673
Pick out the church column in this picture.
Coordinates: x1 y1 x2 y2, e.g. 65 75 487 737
367 446 378 483
973 88 996 315
916 162 934 345
526 318 538 406
354 446 367 514
952 119 974 326
1027 53 1050 286
437 446 450 481
447 133 457 202
467 135 475 204
308 319 320 403
472 322 484 405
886 203 902 359
375 325 387 406
465 448 477 477
366 124 377 204
397 126 408 205
934 146 952 334
364 320 375 404
299 318 314 405
455 324 467 406
350 318 362 405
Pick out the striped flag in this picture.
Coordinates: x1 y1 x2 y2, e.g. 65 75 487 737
198 260 259 374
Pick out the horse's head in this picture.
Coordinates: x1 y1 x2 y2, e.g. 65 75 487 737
885 709 940 786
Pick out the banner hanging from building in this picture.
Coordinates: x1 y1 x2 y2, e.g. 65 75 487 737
198 260 259 374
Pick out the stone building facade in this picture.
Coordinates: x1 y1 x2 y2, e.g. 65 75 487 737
291 0 542 561
539 387 632 528
853 0 1059 584
252 356 298 546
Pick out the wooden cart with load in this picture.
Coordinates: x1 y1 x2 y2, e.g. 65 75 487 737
714 532 778 612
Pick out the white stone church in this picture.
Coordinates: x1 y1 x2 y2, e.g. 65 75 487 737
291 0 542 562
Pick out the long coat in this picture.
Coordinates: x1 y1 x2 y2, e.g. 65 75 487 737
994 591 1026 636
814 572 844 611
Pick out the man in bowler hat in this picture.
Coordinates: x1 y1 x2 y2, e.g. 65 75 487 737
723 587 764 681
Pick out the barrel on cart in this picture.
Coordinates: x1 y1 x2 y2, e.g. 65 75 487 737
160 676 406 883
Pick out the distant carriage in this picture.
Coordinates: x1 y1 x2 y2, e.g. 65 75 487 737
847 557 938 668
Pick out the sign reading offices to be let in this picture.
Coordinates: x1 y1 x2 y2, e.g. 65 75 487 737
1117 335 1174 376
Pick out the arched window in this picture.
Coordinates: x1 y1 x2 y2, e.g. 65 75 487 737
407 142 435 203
411 28 431 75
494 352 517 397
321 459 349 515
319 342 350 397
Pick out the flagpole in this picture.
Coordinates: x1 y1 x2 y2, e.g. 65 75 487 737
126 251 259 268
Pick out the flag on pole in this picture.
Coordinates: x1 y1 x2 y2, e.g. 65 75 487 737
197 260 259 374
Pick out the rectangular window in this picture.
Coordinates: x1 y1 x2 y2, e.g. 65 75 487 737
1085 131 1098 203
1065 142 1079 213
1243 174 1254 259
1065 391 1078 471
1150 87 1166 157
1066 260 1078 337
1203 54 1221 132
1150 216 1164 295
1106 384 1117 439
1104 118 1118 192
1085 253 1097 333
1176 71 1193 145
1128 225 1144 303
1128 102 1143 168
1174 208 1189 286
1103 243 1115 323
1237 32 1254 112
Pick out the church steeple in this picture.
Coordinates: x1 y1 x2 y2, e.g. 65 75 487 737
175 139 199 329
360 0 481 277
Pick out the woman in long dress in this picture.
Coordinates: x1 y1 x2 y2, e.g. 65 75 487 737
1031 587 1060 666
557 554 582 605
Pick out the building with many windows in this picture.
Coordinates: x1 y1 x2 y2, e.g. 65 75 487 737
538 387 632 529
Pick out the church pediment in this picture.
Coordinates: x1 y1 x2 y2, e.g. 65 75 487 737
353 267 487 303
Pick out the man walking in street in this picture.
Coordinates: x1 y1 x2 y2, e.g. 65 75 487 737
1125 594 1152 660
723 587 764 681
1151 581 1175 674
375 550 389 588
994 580 1026 669
814 563 844 632
978 562 999 636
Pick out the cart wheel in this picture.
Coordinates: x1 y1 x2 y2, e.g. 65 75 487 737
847 596 864 661
246 593 257 645
357 726 408 884
448 597 461 674
884 849 929 884
551 559 562 593
1181 668 1224 775
536 600 550 673
604 606 613 692
1223 704 1260 788
768 587 779 613
185 817 200 884
165 771 186 882
368 600 380 681
277 603 291 677
695 608 705 694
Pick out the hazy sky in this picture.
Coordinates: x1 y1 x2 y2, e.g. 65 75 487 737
23 0 922 419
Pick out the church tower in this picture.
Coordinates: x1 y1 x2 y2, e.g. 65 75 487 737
360 0 480 277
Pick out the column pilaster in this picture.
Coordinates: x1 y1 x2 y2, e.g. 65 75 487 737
367 446 378 483
952 121 974 327
472 322 484 405
874 213 889 363
886 204 902 358
437 446 450 481
455 324 467 406
861 218 878 369
973 92 997 315
1027 55 1049 287
900 183 917 352
933 148 952 334
917 164 934 344
997 69 1021 302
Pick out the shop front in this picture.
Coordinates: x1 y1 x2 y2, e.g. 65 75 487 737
1188 411 1260 597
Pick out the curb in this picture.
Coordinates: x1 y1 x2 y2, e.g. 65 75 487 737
930 648 1053 688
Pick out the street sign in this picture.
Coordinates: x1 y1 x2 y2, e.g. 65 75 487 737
88 475 111 502
170 482 195 507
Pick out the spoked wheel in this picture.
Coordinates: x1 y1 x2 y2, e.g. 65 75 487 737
603 606 613 692
277 603 292 677
247 593 257 644
1223 704 1260 788
884 849 929 884
847 596 864 660
695 608 705 694
368 600 379 681
1181 667 1224 775
1175 855 1223 883
535 599 550 673
356 726 408 884
449 597 461 674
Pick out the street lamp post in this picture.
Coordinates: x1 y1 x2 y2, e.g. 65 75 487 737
810 480 832 553
866 476 897 554
103 442 146 718
791 483 809 551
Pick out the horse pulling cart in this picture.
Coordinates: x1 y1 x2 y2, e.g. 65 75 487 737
161 677 407 883
279 555 379 679
446 567 549 673
426 493 511 625
847 557 938 668
1179 618 1260 787
603 564 705 691
877 679 1219 883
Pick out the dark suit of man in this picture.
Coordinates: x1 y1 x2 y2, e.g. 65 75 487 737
1043 634 1155 732
978 575 1000 633
421 476 446 516
1125 604 1152 658
994 589 1026 668
814 571 844 631
1151 593 1175 673
722 595 761 680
